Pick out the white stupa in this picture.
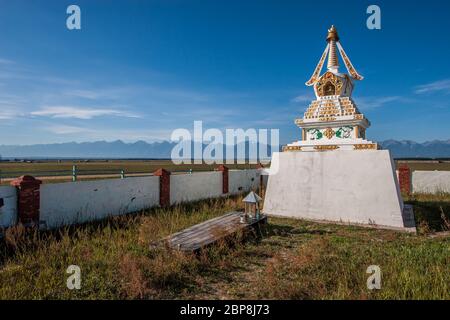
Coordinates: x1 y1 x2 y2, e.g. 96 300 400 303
263 26 415 231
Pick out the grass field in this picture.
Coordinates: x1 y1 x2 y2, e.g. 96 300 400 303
0 160 260 185
0 193 448 300
1 159 448 173
0 159 449 185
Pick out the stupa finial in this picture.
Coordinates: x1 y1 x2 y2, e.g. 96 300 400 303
326 25 339 71
326 25 339 42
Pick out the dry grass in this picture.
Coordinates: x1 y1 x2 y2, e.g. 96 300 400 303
0 194 449 300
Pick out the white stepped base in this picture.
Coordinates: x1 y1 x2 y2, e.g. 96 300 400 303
263 150 416 232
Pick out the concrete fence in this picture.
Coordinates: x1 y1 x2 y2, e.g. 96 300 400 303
40 176 160 228
412 170 450 193
0 186 17 229
396 166 450 194
0 167 262 231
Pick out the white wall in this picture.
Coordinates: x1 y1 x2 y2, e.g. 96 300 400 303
40 176 159 229
229 169 260 194
412 171 450 193
170 171 223 204
2 169 270 230
0 186 17 229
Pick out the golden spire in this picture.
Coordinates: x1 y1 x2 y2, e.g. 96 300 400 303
306 25 363 85
326 25 339 71
326 25 339 42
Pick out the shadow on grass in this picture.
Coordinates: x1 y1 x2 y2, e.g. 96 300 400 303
265 222 334 237
407 200 450 232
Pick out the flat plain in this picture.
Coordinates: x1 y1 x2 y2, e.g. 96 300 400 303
1 159 449 185
0 160 260 184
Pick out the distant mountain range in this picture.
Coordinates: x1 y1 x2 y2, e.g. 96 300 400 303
379 139 450 158
0 139 449 159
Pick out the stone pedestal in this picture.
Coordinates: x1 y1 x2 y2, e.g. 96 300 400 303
263 150 416 232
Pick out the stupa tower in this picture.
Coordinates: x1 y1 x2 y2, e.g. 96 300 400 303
285 25 377 152
263 25 415 232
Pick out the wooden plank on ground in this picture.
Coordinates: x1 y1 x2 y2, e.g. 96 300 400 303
158 211 267 252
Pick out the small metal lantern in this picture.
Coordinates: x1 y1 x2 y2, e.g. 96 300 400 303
242 191 263 221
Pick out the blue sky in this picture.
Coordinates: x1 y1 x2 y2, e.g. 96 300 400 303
0 0 449 145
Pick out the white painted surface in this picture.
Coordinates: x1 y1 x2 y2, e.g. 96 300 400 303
40 176 159 228
264 150 414 230
412 171 450 193
0 186 17 229
170 171 223 204
229 169 260 194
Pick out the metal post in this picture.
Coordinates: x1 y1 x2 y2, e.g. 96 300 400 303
72 165 77 182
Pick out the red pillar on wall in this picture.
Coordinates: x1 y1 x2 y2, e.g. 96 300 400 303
398 164 411 194
10 175 42 226
217 165 229 194
153 168 171 207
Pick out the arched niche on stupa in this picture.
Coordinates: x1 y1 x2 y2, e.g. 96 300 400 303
314 71 344 97
323 81 336 96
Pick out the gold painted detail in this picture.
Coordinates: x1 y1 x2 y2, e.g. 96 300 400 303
315 72 343 97
337 42 363 81
354 114 363 120
319 117 336 122
324 127 335 139
306 43 330 86
314 145 339 151
283 146 302 152
303 97 361 120
353 143 377 150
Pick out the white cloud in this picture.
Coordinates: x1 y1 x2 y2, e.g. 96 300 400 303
415 79 450 94
0 58 14 65
45 125 91 134
0 110 19 120
356 96 403 110
291 93 314 103
64 89 104 100
44 125 172 142
31 106 140 119
0 102 25 120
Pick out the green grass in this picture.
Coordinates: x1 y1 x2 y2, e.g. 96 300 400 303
0 160 259 185
0 194 449 300
0 160 257 174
